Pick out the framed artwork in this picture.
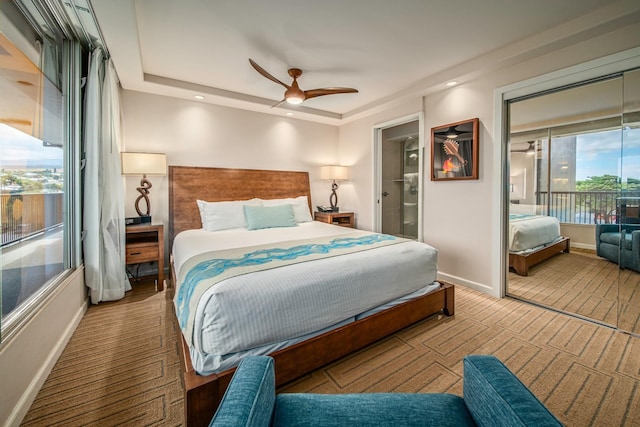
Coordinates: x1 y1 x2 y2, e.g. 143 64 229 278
431 118 479 181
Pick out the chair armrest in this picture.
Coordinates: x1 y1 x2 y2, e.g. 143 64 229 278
622 223 640 230
209 356 276 427
463 355 562 427
630 230 640 253
596 224 619 235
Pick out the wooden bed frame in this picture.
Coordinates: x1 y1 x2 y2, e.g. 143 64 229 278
168 166 455 426
509 237 570 276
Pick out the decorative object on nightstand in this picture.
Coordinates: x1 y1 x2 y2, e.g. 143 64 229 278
320 165 348 212
314 211 355 228
121 152 167 223
125 223 165 291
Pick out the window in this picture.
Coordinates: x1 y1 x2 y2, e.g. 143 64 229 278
509 76 628 225
1 0 82 343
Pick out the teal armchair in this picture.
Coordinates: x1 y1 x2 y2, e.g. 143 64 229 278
596 224 640 272
209 355 562 427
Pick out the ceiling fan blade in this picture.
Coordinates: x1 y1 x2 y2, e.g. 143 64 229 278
249 59 290 89
510 142 536 153
304 87 358 100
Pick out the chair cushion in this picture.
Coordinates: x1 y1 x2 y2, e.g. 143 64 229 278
599 232 622 246
600 232 633 250
272 393 476 427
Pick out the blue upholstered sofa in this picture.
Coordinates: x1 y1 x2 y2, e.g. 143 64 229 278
209 355 562 427
596 224 640 272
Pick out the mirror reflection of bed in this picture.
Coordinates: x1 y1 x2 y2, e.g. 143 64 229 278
508 201 570 274
507 146 620 327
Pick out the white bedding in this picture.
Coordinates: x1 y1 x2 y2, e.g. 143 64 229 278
172 221 439 375
509 213 561 252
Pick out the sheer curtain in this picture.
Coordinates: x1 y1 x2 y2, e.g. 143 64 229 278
83 49 131 303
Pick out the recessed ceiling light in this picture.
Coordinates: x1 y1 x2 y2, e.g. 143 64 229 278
446 81 458 87
285 112 294 116
194 95 204 100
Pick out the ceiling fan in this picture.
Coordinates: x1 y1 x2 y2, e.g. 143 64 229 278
511 141 536 155
249 59 358 107
436 125 466 139
434 124 473 139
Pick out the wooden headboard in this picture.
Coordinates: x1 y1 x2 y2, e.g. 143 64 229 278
168 166 312 245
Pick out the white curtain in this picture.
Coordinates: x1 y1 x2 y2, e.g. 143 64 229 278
83 49 131 303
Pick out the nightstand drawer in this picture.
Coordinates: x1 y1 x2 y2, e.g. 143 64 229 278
125 223 165 291
126 243 159 264
314 211 355 228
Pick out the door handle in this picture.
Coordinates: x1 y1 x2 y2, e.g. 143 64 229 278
382 192 390 197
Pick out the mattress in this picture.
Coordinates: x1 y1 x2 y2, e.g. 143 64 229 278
509 213 561 252
172 221 439 375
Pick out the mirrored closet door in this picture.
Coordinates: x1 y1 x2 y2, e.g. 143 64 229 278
506 69 640 335
618 68 640 334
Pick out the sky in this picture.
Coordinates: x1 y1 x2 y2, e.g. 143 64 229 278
0 124 63 170
575 127 640 182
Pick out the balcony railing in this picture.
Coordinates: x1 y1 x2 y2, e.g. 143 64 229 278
537 190 640 224
1 193 63 246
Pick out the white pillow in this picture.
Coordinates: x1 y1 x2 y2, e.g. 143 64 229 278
261 196 313 223
196 198 262 231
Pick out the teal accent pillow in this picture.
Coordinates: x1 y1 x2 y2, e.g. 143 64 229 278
244 204 298 230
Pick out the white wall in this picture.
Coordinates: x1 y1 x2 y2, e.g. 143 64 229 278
339 22 640 297
0 268 87 427
120 90 340 261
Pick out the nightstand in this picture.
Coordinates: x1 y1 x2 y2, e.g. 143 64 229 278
314 211 355 228
125 223 164 291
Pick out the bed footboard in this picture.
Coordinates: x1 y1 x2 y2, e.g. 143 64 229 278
175 281 454 427
509 237 570 276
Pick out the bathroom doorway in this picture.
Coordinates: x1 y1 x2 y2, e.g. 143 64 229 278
374 114 423 240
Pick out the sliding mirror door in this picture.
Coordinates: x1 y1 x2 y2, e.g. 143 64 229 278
507 75 626 327
618 69 640 335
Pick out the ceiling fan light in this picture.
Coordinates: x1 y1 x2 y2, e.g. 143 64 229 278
445 126 460 139
286 96 304 105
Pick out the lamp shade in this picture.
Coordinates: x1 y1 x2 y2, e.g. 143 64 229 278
321 165 348 181
121 152 167 175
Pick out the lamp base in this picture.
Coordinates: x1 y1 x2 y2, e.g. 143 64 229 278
125 215 152 225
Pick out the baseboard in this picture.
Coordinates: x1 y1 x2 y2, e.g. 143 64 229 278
4 270 88 427
571 242 596 251
437 272 499 298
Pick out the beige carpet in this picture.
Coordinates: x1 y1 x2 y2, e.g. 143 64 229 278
508 249 640 334
21 279 184 426
23 280 640 426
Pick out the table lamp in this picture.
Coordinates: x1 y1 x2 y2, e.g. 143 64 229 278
320 165 348 212
121 152 166 223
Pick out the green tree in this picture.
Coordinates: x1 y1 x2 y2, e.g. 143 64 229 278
626 177 640 190
575 174 620 223
576 174 619 191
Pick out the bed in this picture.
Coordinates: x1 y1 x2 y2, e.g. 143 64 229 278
168 166 454 426
508 204 570 276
